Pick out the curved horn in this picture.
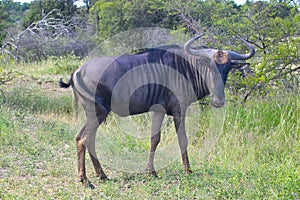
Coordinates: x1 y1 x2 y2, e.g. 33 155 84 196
229 36 255 60
184 34 205 56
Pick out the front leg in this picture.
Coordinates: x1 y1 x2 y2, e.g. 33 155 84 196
173 113 192 174
146 112 165 177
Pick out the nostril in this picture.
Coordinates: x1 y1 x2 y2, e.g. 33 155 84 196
211 98 225 108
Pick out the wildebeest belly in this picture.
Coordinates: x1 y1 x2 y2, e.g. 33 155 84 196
110 84 172 116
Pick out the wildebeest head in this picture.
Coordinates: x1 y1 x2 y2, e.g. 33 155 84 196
184 35 255 84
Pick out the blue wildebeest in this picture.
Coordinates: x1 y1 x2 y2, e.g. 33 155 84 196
60 35 255 188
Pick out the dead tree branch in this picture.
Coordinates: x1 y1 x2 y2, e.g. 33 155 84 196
1 9 95 63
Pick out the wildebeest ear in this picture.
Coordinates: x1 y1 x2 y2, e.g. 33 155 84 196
213 50 229 64
231 62 250 69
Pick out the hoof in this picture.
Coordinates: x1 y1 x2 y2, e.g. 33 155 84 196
146 170 158 178
88 183 95 189
151 171 158 178
100 175 109 181
79 178 95 189
185 169 193 174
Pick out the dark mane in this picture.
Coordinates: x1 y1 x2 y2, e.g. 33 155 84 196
191 45 209 49
132 45 182 63
133 44 181 55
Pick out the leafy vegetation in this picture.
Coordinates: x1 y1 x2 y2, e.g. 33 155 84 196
22 0 77 28
0 1 29 46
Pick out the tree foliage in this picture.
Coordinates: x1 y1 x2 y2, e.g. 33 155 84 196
90 0 179 38
0 2 9 46
0 0 29 46
22 0 78 28
0 0 29 24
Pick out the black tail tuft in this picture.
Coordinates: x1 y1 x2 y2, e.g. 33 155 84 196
59 74 73 88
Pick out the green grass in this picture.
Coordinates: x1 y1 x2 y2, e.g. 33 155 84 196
4 86 73 114
0 61 299 199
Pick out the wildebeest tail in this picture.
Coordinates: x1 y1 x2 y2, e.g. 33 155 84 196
59 74 73 88
59 74 79 120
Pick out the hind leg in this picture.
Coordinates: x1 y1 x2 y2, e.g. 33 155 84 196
76 109 109 188
87 115 109 181
76 123 94 188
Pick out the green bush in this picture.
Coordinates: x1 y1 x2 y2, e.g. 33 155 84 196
48 54 83 75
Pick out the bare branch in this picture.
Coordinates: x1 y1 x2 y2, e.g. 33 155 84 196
169 0 202 34
270 66 300 81
1 9 95 62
